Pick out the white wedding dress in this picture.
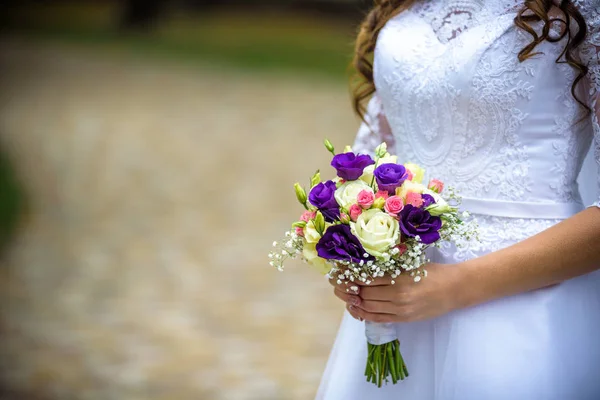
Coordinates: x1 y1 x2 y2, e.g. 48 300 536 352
317 1 600 399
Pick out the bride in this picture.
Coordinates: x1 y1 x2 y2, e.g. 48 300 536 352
316 0 600 399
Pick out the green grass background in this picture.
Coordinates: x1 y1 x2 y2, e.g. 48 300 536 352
1 1 359 79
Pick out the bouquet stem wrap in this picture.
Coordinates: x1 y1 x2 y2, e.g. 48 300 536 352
365 321 409 386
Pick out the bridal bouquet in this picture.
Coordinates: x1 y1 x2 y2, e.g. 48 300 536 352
269 140 477 387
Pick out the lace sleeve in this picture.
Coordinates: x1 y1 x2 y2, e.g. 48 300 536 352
575 1 600 208
352 94 396 156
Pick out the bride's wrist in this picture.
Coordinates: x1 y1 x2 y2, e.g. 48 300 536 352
449 259 487 310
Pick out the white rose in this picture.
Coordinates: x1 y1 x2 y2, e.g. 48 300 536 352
359 153 398 185
351 209 399 258
335 180 373 210
303 242 332 275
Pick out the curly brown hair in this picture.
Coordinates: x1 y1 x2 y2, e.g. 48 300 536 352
351 0 591 120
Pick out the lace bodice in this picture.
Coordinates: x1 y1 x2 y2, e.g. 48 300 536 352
353 0 600 209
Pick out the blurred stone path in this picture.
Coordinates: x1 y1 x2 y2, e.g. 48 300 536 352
0 38 360 400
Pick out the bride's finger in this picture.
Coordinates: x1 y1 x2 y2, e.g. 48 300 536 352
357 299 397 314
334 288 361 306
359 284 398 301
348 305 396 323
328 276 361 294
355 272 414 287
354 275 394 286
346 303 364 322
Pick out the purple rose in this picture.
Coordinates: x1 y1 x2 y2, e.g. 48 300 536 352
331 153 375 181
374 163 408 194
422 194 436 208
316 224 374 263
308 181 340 222
399 205 442 244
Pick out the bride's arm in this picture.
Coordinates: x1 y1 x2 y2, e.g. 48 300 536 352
352 94 395 156
458 207 600 309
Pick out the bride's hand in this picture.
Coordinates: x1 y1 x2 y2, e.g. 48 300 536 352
329 263 466 323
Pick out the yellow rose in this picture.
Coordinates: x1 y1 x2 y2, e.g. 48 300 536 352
351 209 399 258
335 180 373 209
396 180 426 201
304 220 321 243
404 162 425 184
303 242 331 275
359 153 398 185
304 220 332 243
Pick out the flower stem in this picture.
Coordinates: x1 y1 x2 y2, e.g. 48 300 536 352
364 340 408 386
387 344 398 384
375 343 381 387
381 343 387 387
395 341 402 380
370 157 381 190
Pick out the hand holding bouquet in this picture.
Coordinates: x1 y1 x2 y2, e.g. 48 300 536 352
269 140 477 387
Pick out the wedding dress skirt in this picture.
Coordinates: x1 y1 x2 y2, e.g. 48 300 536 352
316 242 600 400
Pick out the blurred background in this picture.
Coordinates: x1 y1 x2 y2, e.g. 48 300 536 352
0 1 372 399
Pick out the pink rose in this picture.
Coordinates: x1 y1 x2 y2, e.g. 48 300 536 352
396 243 408 255
405 170 414 181
384 195 404 216
349 204 363 222
300 210 316 222
295 227 305 237
357 189 375 209
375 190 389 200
405 192 424 207
428 179 444 194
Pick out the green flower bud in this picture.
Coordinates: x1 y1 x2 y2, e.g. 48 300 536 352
292 221 307 229
294 183 308 206
323 139 335 154
373 197 386 209
375 142 388 158
426 203 456 217
339 213 351 224
314 211 326 235
310 170 321 188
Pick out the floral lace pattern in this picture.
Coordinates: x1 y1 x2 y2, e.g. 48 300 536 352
436 214 563 263
358 0 599 208
375 10 540 201
352 95 395 157
349 0 600 254
573 0 600 208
